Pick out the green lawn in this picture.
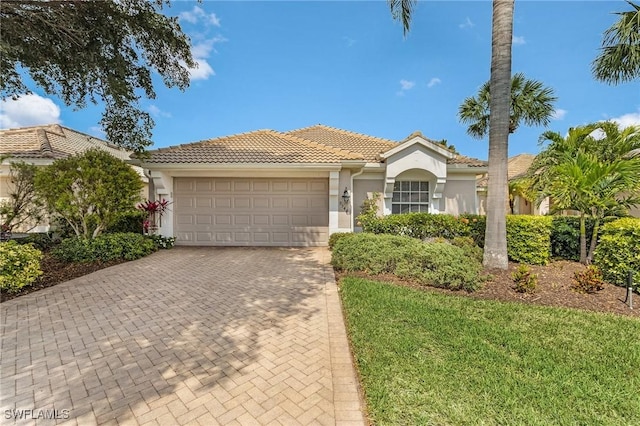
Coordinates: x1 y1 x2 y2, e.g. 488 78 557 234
340 277 640 426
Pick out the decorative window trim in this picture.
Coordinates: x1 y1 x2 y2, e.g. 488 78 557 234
391 180 429 214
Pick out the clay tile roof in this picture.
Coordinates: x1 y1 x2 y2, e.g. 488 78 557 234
286 124 397 161
0 124 132 160
476 153 536 187
448 154 488 167
144 129 363 164
507 153 536 180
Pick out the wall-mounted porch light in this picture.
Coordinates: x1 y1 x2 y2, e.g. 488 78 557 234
341 187 350 212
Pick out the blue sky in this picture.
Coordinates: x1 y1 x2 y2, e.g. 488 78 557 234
1 1 638 160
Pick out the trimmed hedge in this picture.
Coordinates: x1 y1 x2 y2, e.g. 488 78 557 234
594 218 640 289
0 241 43 292
506 215 552 265
361 212 470 240
106 210 146 234
550 216 617 261
328 232 355 250
53 232 157 263
331 233 484 291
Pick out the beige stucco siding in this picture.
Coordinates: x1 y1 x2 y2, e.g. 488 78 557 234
338 169 351 229
442 179 478 215
353 178 384 228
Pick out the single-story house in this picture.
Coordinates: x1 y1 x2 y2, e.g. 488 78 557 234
136 125 487 246
476 153 550 216
0 124 148 232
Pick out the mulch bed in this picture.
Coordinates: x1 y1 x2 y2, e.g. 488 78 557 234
1 253 124 303
337 260 639 318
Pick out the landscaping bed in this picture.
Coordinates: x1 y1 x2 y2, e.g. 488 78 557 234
0 251 124 302
337 260 638 318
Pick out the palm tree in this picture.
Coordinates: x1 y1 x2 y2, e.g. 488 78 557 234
530 123 640 264
458 73 557 139
592 1 640 85
388 0 515 269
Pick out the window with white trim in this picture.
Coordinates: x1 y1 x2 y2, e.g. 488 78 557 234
392 181 430 214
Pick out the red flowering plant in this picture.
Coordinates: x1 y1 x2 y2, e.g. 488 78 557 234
136 199 171 234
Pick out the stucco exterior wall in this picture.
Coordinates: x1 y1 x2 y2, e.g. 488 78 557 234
338 169 351 229
441 178 478 215
353 177 384 229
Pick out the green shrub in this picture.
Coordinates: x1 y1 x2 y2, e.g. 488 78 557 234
53 232 157 263
332 233 417 274
506 216 552 265
147 234 176 250
451 236 483 262
331 233 483 291
328 232 355 250
511 264 538 294
106 210 146 234
361 213 470 240
572 266 606 294
0 241 43 292
15 233 59 251
394 242 484 291
550 216 617 261
594 218 640 289
459 214 486 248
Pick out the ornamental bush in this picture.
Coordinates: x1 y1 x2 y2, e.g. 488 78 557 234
550 216 617 261
459 214 486 248
53 232 157 263
331 233 483 291
0 241 43 292
361 212 470 240
593 218 640 289
506 215 552 265
328 232 355 250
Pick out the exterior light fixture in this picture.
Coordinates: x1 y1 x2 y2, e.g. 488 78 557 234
341 188 350 212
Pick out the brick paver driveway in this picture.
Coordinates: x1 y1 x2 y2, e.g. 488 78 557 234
1 247 365 425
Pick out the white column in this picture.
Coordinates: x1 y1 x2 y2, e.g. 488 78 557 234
329 171 340 235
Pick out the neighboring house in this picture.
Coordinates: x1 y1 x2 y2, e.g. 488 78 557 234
136 125 487 246
477 153 550 216
0 124 148 232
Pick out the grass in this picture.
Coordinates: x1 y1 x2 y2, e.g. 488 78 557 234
340 277 640 425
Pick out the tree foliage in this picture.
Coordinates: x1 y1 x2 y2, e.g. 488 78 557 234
0 0 196 152
34 149 144 238
529 122 640 264
592 1 640 85
458 73 557 139
0 162 45 232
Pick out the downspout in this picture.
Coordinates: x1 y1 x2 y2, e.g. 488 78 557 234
144 169 155 201
349 167 366 232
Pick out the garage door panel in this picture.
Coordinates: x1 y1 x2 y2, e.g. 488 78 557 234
273 215 289 225
234 198 251 208
196 180 212 192
175 178 329 246
254 198 269 208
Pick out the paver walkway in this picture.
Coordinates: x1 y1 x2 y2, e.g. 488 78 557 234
1 247 365 425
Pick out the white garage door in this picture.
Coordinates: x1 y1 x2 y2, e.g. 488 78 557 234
174 177 329 246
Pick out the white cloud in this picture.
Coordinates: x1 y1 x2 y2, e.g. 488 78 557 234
400 80 415 91
186 59 215 80
611 110 640 128
179 6 220 27
551 108 567 120
427 77 441 88
459 17 474 29
0 94 61 128
343 36 356 47
148 105 172 118
512 36 526 45
185 36 227 81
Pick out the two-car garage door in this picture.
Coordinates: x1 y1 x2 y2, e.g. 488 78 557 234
174 177 329 246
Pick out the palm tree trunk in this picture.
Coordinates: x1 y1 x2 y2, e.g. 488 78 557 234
483 0 514 270
586 217 601 264
579 214 587 264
